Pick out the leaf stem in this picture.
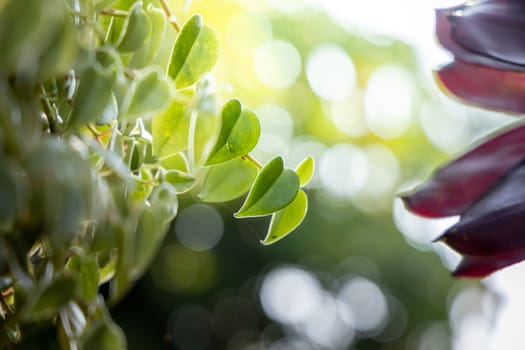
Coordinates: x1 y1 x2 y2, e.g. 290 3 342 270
39 85 57 133
158 0 181 33
99 8 128 18
242 154 263 169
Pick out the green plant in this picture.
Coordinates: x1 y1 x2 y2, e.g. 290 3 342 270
0 0 312 347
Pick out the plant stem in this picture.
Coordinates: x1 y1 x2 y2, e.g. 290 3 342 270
158 0 181 33
99 8 128 18
242 154 263 169
39 85 57 133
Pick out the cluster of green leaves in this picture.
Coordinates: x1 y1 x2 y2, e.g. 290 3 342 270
0 0 312 348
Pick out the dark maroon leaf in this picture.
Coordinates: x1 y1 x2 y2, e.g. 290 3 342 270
437 160 525 256
451 1 525 68
436 5 523 71
402 123 525 217
453 248 525 278
436 60 525 115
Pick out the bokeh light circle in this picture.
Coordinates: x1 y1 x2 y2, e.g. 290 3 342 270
174 204 224 252
364 64 416 138
306 45 357 101
319 143 369 198
254 40 302 88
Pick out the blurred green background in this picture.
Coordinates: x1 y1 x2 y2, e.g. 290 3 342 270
112 1 516 349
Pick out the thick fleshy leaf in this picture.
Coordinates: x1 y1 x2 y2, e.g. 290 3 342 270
199 157 258 202
453 248 525 278
263 190 307 245
452 2 525 68
295 156 314 187
69 65 117 127
235 156 299 218
80 321 126 350
122 69 172 120
164 169 196 194
117 2 151 53
66 255 100 301
130 4 167 68
168 14 219 89
402 123 525 217
95 92 118 125
26 276 76 320
436 4 525 71
436 60 525 114
205 99 260 166
134 208 170 276
437 160 525 256
152 101 189 158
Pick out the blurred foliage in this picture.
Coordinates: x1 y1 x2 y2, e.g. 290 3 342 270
0 0 313 348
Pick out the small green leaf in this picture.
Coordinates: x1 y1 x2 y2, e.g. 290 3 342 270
235 156 299 218
205 99 260 166
159 152 189 172
66 255 100 301
81 321 126 350
26 276 76 320
134 208 170 275
69 65 117 128
95 92 118 125
117 2 151 53
168 14 219 89
122 68 172 120
131 4 167 68
263 190 307 245
152 100 189 158
295 156 315 187
192 110 219 167
200 157 258 202
0 165 18 231
164 169 196 194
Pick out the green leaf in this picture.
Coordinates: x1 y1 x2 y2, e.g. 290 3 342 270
69 65 117 128
122 68 172 120
205 99 260 166
0 164 18 231
200 157 258 202
117 2 151 53
295 156 315 187
159 152 189 172
192 110 219 167
263 190 307 245
152 100 189 158
81 321 126 350
66 255 100 301
94 0 119 11
235 156 299 218
168 14 219 89
26 276 76 320
134 208 170 275
131 4 167 68
164 169 196 194
95 92 118 125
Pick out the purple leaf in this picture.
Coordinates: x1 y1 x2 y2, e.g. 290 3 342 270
453 248 525 278
402 124 525 217
437 160 525 255
436 60 525 115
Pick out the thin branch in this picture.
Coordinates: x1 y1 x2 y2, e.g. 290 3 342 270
242 154 263 169
158 0 181 33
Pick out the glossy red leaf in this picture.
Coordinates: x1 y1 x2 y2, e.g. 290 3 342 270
402 123 525 217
